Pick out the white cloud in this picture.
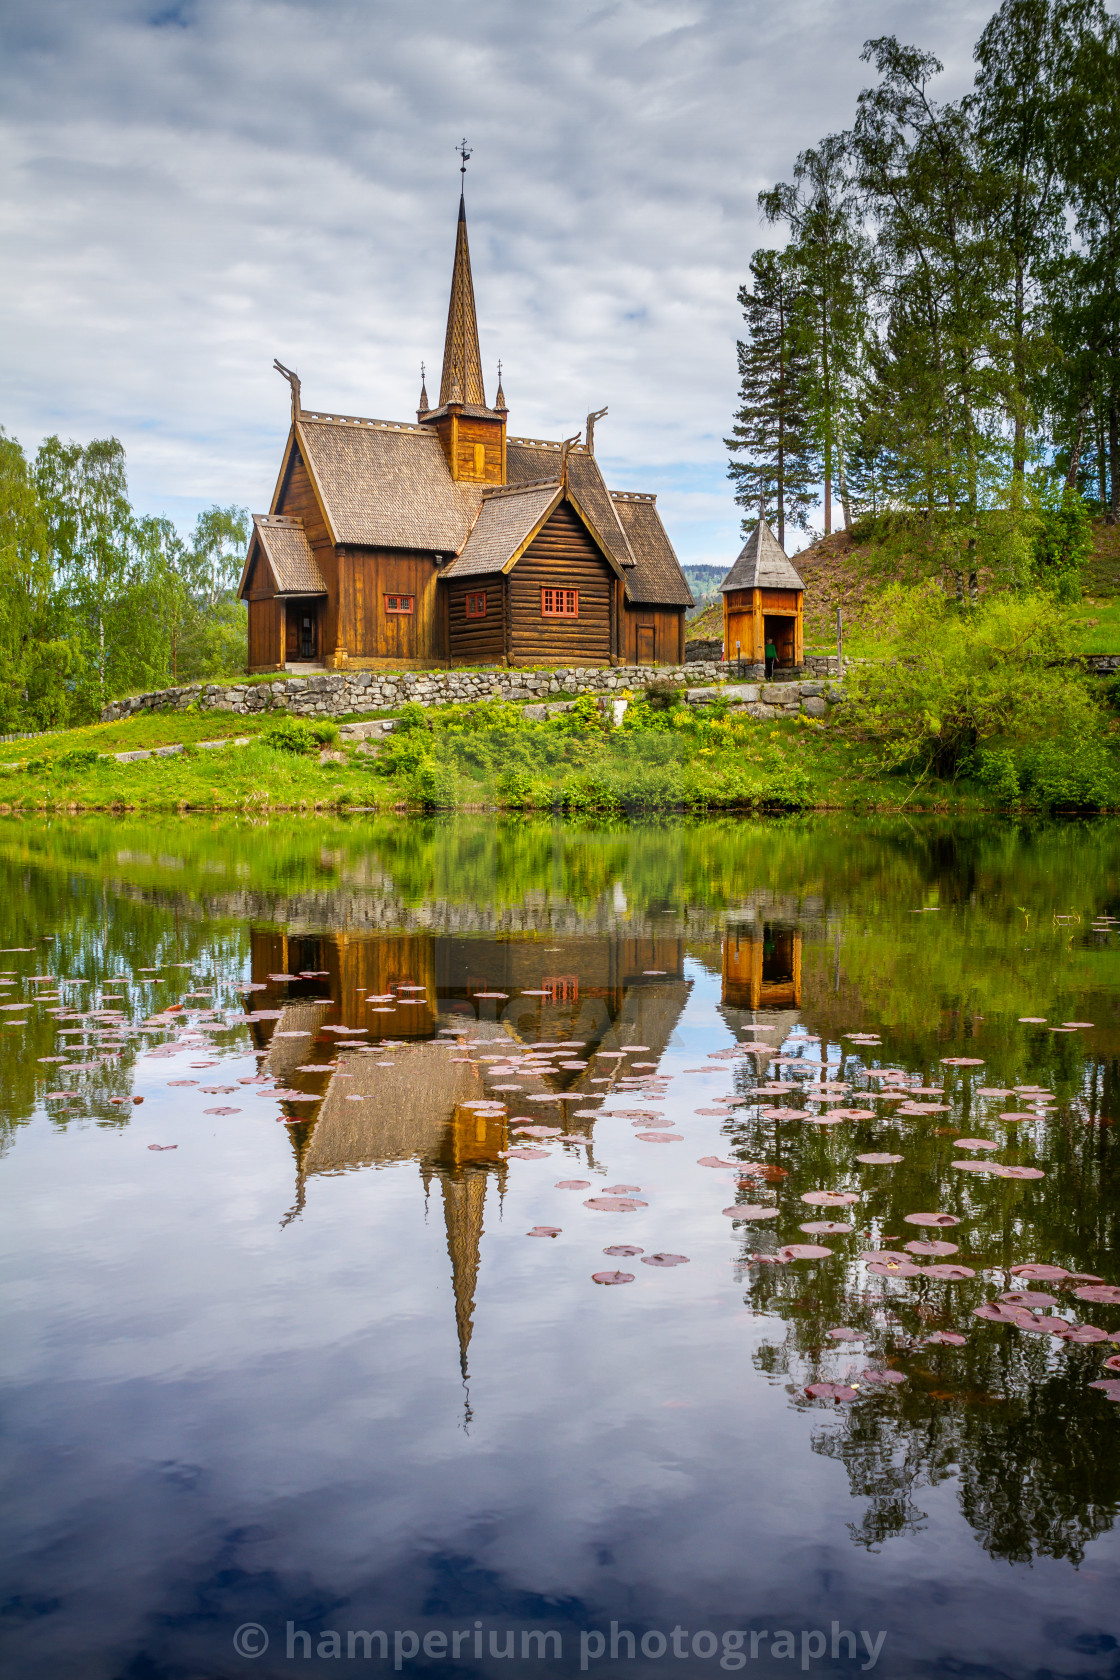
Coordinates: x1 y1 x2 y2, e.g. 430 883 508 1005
0 0 990 562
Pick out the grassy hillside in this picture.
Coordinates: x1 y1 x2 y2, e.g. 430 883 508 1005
795 517 1120 653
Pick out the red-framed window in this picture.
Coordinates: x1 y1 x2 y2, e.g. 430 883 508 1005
542 587 578 618
385 594 414 615
466 592 487 618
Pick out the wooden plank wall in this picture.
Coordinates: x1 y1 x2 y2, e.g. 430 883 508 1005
337 548 441 664
622 606 684 665
507 503 613 666
274 443 339 656
248 597 283 671
446 577 506 664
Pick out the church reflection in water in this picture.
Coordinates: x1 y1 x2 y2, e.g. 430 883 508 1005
247 928 695 1383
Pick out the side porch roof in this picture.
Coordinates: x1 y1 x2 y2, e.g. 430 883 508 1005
238 515 327 600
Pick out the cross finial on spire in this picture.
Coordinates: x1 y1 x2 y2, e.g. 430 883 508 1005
438 160 486 406
458 138 472 179
418 360 429 415
495 359 506 412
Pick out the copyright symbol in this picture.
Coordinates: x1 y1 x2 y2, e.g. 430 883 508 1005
233 1623 269 1658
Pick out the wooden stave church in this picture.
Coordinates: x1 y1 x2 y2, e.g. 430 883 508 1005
239 191 694 673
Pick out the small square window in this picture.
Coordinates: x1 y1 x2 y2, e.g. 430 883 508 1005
385 594 414 615
541 587 578 617
466 592 487 618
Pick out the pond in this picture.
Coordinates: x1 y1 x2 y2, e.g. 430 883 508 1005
0 815 1118 1680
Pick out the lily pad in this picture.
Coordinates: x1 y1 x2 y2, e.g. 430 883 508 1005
592 1270 634 1285
723 1205 779 1220
904 1212 960 1227
642 1253 690 1267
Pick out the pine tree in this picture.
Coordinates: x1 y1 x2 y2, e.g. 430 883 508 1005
725 249 816 549
760 134 871 533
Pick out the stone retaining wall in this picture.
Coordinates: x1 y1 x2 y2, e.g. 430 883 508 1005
102 662 739 722
101 662 844 724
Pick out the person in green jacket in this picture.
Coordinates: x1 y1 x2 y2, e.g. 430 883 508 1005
764 637 777 679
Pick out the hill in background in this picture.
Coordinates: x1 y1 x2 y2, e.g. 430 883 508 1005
683 565 727 619
684 520 1120 654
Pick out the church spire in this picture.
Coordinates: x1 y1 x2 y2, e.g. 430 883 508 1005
439 145 487 408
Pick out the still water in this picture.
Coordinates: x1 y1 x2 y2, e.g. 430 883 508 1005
0 816 1118 1680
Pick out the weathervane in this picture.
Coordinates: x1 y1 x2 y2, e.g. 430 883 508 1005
457 137 472 179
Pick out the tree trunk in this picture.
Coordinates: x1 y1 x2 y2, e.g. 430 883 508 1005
1012 263 1026 484
1109 388 1119 525
836 416 851 531
1066 388 1092 491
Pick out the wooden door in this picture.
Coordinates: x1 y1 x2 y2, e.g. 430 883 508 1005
636 623 656 664
285 603 318 661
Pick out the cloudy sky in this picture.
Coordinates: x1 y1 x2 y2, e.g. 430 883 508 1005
1 0 993 564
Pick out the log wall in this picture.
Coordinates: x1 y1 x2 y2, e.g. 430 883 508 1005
446 577 507 665
507 504 613 666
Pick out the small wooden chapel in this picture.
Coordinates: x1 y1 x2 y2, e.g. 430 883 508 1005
720 520 805 671
239 184 694 672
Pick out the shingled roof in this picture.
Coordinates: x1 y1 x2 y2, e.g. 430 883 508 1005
294 416 482 552
611 494 695 607
720 520 805 593
442 482 561 579
252 414 693 607
240 516 327 598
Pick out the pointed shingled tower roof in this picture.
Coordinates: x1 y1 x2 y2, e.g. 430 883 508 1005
720 519 805 593
439 192 487 408
440 1168 488 1380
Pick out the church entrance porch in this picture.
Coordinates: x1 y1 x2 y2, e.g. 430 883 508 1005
285 601 321 664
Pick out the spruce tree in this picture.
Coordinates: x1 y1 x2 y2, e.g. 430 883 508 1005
725 249 816 549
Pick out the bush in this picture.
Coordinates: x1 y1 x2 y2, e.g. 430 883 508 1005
643 678 683 713
978 739 1120 811
57 747 101 770
403 758 456 810
1033 488 1092 603
841 583 1107 778
263 716 321 755
497 769 554 809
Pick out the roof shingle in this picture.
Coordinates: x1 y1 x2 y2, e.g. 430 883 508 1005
297 418 482 552
243 515 327 597
442 484 561 578
611 494 695 606
720 521 805 592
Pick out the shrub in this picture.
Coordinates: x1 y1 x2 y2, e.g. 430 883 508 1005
57 747 101 770
497 769 554 809
559 773 621 816
1033 488 1092 603
395 702 430 733
549 695 609 734
403 758 456 809
644 677 683 713
263 716 320 755
978 739 1120 811
841 583 1107 778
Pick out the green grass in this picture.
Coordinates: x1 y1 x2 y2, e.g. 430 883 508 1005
1063 598 1120 655
1 711 273 759
0 705 1005 817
